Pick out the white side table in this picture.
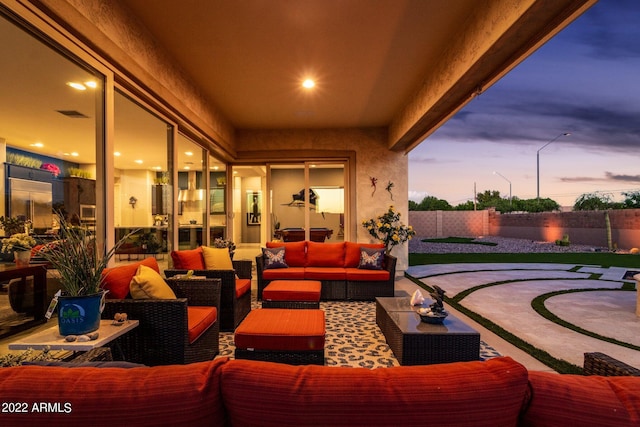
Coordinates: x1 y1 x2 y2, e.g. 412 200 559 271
9 319 139 352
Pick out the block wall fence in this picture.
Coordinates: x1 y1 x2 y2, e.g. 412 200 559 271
408 208 640 250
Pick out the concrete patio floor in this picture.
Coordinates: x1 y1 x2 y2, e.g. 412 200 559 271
404 263 640 372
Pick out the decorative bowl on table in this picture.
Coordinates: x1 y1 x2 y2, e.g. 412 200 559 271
417 307 448 324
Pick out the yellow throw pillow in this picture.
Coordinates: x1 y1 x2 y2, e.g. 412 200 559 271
130 265 177 299
202 246 233 270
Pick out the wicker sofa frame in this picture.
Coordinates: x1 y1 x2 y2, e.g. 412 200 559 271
583 352 640 376
255 254 396 301
164 259 252 331
101 278 221 366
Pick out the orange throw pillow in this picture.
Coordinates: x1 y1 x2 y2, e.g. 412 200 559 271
170 247 205 269
101 257 159 299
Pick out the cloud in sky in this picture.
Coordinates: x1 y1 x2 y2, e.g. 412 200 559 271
409 1 640 206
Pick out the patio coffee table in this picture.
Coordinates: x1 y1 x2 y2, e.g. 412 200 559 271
376 296 480 365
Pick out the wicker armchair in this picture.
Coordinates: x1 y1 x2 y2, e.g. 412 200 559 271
101 278 221 366
583 352 640 376
165 259 252 331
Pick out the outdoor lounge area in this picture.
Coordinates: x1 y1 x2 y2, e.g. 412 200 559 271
3 0 640 425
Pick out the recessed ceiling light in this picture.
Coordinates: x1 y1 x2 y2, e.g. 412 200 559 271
70 152 79 157
30 142 44 147
184 166 191 170
152 166 162 170
135 159 143 164
185 151 193 156
114 151 121 156
302 79 315 89
85 81 97 89
67 82 86 91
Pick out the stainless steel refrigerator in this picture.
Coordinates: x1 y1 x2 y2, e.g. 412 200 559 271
7 177 52 231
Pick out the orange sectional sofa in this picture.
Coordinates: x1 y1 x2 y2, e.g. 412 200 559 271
256 241 397 301
2 356 639 427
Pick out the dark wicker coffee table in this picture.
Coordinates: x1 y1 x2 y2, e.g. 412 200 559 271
376 296 480 365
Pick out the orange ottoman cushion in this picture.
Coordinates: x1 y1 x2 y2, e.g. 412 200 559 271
263 280 321 302
234 309 325 351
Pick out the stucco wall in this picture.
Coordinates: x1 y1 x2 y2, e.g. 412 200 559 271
408 209 640 250
236 128 410 271
409 210 489 238
489 209 640 250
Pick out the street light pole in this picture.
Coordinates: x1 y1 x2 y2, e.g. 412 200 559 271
536 132 570 200
493 171 512 205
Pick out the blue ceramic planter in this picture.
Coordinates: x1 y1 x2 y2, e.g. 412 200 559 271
57 291 105 336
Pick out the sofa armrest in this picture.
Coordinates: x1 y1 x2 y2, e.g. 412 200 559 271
166 277 221 308
384 254 397 277
233 259 253 279
102 298 189 364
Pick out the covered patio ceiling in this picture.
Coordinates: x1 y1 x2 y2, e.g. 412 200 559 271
118 0 596 153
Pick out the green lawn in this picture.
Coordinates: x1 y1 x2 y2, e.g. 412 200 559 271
409 252 640 268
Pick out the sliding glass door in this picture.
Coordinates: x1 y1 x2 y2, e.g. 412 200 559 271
268 162 345 243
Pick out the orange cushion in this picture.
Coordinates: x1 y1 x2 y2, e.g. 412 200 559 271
303 267 347 280
344 242 385 267
220 356 528 427
187 306 217 344
345 268 390 281
266 241 306 267
262 267 306 280
170 247 205 269
101 257 160 299
263 280 321 302
0 359 228 426
523 371 640 426
234 309 325 351
235 278 251 298
306 241 345 267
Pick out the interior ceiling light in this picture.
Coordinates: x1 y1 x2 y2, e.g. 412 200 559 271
30 142 44 147
135 159 143 164
184 166 191 170
85 81 97 88
302 79 315 89
67 82 86 90
185 151 193 156
152 166 162 170
70 152 79 157
114 151 121 156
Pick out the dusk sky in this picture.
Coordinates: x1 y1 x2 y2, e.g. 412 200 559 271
408 0 640 208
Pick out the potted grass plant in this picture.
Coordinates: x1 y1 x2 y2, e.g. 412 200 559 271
36 214 131 336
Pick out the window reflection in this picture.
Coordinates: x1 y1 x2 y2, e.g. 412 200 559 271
113 91 171 264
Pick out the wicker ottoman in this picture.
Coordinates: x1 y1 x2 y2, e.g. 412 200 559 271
234 308 325 365
262 280 322 309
